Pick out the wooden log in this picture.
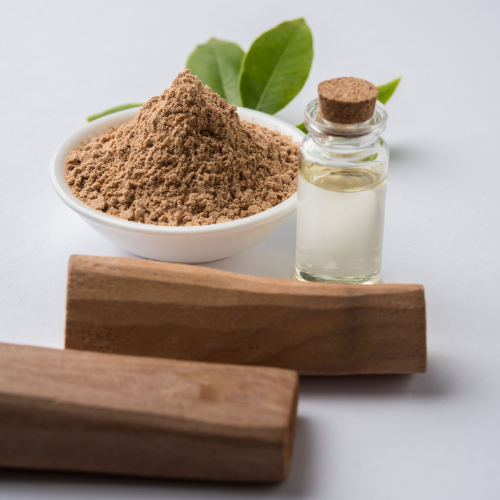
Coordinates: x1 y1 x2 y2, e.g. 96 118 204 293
65 255 427 375
0 342 298 482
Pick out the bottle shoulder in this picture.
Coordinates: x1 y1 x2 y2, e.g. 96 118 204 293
301 134 388 164
299 135 389 189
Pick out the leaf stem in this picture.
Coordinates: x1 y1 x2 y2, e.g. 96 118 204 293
87 104 143 122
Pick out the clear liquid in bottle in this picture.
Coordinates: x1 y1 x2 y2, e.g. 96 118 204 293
295 159 387 284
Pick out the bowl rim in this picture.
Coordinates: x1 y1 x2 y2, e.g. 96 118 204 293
51 106 304 235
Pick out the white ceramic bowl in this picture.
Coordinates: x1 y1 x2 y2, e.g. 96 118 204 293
51 107 304 263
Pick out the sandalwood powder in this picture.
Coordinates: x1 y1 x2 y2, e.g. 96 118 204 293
65 70 299 226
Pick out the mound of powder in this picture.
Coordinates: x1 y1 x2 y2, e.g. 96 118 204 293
65 70 299 226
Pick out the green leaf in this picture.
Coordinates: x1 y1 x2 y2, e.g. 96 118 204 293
186 38 244 106
87 103 143 122
359 153 379 162
296 122 307 134
239 18 313 115
377 77 401 105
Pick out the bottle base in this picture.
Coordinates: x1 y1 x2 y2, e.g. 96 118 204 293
294 266 381 285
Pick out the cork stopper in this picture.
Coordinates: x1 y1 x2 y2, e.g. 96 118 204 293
318 77 378 124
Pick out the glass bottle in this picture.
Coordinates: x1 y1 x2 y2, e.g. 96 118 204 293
295 98 389 284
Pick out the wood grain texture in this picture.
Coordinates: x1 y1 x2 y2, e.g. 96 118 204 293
0 342 298 482
65 255 427 375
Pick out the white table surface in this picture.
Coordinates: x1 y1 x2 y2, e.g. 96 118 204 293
1 0 499 498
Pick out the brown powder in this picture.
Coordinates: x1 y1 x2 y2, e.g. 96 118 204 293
65 70 299 226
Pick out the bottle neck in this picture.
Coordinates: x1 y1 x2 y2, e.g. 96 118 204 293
304 99 387 151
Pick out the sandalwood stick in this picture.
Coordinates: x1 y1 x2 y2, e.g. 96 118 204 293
0 342 298 482
65 255 427 375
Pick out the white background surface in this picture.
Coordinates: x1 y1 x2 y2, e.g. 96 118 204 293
1 0 499 498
